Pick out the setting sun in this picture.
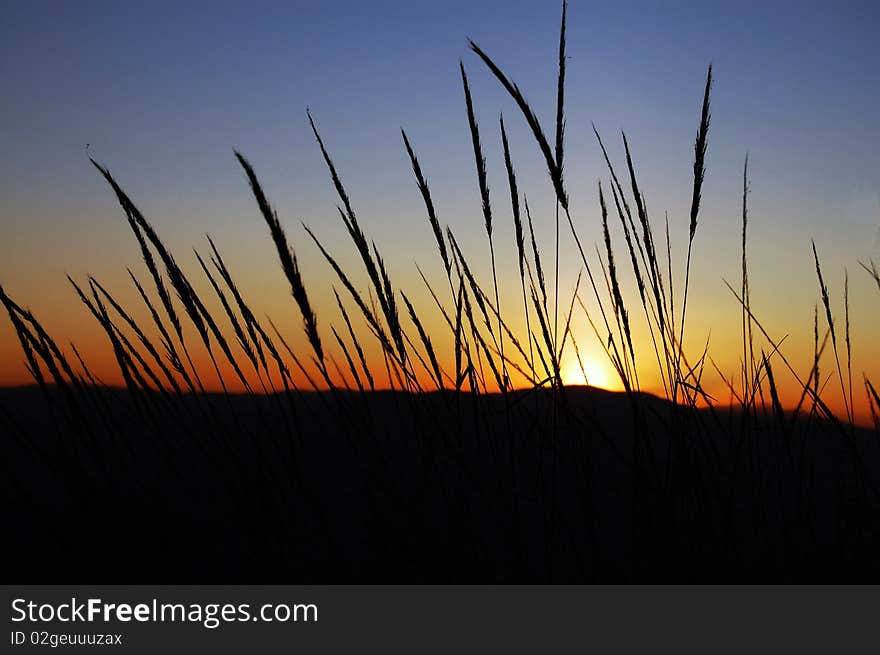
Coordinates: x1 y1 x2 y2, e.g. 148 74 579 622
561 356 615 390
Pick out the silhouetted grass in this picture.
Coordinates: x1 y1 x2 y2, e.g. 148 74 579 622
2 2 879 582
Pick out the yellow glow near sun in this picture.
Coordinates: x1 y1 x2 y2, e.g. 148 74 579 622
561 356 614 390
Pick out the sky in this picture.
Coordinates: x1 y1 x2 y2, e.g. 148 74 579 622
1 0 879 421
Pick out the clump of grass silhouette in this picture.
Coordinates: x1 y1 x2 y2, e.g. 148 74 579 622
3 1 880 581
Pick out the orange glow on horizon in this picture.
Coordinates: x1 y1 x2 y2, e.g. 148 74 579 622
2 310 875 429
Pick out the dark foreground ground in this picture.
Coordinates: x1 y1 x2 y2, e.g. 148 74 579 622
2 384 879 582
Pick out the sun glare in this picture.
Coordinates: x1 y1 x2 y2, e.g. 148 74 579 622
561 357 614 390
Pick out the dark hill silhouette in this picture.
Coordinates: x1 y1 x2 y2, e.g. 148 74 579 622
3 384 878 582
